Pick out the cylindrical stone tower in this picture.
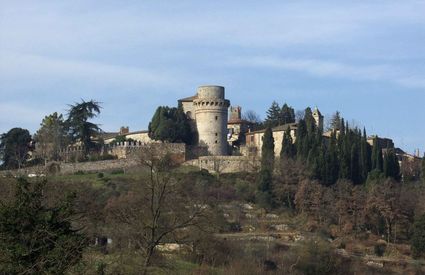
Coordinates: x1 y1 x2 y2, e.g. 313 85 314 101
194 85 230 156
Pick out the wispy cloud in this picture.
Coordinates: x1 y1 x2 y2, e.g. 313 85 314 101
227 56 425 89
0 52 180 89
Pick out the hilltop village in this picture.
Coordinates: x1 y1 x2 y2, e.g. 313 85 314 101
54 84 420 175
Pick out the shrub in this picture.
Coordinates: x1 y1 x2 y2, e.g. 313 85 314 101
110 169 124 175
412 214 425 258
97 172 104 178
74 170 85 175
374 242 386 257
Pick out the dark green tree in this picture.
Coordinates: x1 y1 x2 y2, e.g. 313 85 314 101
371 137 383 172
257 126 275 208
359 128 371 182
383 149 400 181
261 127 275 170
281 103 295 124
412 214 425 258
304 107 316 135
280 126 296 159
265 101 281 128
0 178 87 273
421 155 425 182
148 106 193 144
0 128 32 169
34 112 68 163
329 111 342 130
295 119 308 160
66 99 102 155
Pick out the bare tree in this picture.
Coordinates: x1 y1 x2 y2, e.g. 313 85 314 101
106 146 211 274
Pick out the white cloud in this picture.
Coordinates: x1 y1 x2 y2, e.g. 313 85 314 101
227 55 425 89
0 52 180 89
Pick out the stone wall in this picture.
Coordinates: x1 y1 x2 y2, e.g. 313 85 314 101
184 155 260 174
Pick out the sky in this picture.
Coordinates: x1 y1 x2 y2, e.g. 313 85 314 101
0 1 424 154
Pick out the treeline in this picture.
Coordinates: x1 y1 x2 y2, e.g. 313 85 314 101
262 106 402 187
0 100 102 169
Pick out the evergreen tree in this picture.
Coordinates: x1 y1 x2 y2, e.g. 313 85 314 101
66 99 102 155
0 128 32 169
304 107 316 135
326 131 339 185
422 155 425 182
257 126 275 208
281 103 295 124
148 106 193 144
280 126 296 159
0 178 87 273
329 111 342 130
295 119 308 159
261 126 275 170
412 214 425 258
350 143 360 184
371 137 383 172
383 149 401 181
360 128 371 182
265 101 281 128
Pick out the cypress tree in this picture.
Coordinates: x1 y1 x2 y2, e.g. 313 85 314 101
371 136 383 172
328 131 339 185
383 149 401 181
281 103 295 124
350 143 360 184
261 126 275 170
360 128 370 182
280 126 296 159
422 155 425 182
296 119 308 159
304 107 315 135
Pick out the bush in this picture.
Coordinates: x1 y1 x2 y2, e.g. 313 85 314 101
295 239 345 275
74 170 85 175
110 169 124 175
374 242 386 257
97 172 104 178
412 214 425 258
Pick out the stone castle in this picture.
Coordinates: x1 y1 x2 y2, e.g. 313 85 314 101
53 84 420 174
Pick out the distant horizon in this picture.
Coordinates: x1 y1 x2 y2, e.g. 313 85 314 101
1 1 424 154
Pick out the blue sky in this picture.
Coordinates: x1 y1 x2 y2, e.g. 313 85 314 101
0 1 424 153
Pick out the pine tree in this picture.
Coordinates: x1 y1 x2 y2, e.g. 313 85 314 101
360 128 370 182
304 107 316 135
280 126 296 159
330 111 342 130
265 101 281 128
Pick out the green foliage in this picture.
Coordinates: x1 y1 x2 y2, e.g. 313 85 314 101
148 106 193 144
412 214 425 258
110 135 135 145
0 128 32 169
374 242 386 257
295 239 343 275
421 156 425 182
280 126 296 159
34 112 68 162
0 178 87 274
261 127 275 170
383 149 401 181
264 101 295 128
66 99 102 155
371 136 383 172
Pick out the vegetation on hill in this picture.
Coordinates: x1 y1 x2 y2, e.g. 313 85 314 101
148 105 193 144
0 128 32 169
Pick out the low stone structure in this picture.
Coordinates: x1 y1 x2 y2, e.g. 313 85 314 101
184 155 260 174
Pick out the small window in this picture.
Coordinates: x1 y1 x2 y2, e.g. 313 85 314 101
215 140 218 144
215 116 218 120
215 133 218 136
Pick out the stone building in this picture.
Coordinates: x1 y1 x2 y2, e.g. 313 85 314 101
227 106 253 148
179 85 230 156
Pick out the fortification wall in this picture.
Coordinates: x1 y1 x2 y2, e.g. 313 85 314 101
184 156 260 174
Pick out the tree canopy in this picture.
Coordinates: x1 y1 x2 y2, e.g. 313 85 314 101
0 178 87 273
34 112 68 162
264 101 295 128
148 106 193 144
0 128 32 169
66 99 102 155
